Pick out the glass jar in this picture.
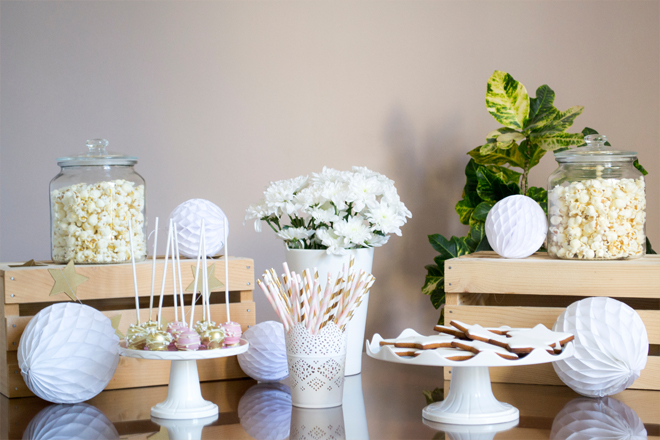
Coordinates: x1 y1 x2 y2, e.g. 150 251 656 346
50 139 147 264
547 135 645 260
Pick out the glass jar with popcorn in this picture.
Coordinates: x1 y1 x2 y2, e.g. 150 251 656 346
547 134 645 260
50 139 147 264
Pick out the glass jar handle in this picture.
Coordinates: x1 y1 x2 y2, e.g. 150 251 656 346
86 139 109 155
584 134 608 151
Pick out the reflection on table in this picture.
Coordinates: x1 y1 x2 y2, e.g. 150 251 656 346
1 355 658 439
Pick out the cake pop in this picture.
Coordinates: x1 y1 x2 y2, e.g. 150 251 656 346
202 326 226 350
222 322 242 346
146 329 173 351
175 328 202 351
126 324 148 350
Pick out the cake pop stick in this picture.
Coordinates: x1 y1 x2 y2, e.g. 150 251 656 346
157 220 174 328
201 222 211 323
128 220 141 325
173 223 186 326
148 217 159 321
170 228 178 323
189 219 204 329
200 223 207 323
223 219 230 323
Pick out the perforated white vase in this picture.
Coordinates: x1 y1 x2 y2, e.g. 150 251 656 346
285 322 347 408
284 246 373 376
290 406 346 440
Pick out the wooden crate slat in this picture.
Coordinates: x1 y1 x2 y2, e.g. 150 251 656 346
2 257 254 304
446 305 660 345
444 356 660 390
446 252 660 297
6 302 255 351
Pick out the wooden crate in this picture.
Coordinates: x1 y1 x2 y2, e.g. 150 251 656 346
443 251 660 390
0 257 256 398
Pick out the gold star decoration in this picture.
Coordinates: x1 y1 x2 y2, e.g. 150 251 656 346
186 263 224 295
48 260 89 302
9 259 47 267
110 314 124 339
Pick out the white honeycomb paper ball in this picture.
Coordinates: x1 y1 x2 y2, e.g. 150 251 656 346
23 403 119 440
485 194 547 259
550 397 647 440
553 297 648 397
169 199 228 258
237 321 288 382
238 382 292 440
18 303 119 404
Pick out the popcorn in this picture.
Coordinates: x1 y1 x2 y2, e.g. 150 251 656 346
548 177 645 260
51 179 146 264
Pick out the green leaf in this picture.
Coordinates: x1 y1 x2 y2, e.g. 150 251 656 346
485 71 530 129
422 274 444 297
497 132 526 144
530 106 584 135
633 159 648 176
530 132 585 151
479 142 498 155
472 202 494 222
486 128 518 142
496 140 517 150
464 159 480 193
423 388 445 405
430 289 445 309
468 144 527 169
488 165 522 184
476 166 521 202
527 84 555 124
525 141 547 168
428 234 472 260
527 187 548 215
475 235 493 252
575 127 611 147
647 237 656 254
455 199 475 225
425 264 443 277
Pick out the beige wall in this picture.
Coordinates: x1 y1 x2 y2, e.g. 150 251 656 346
1 1 658 339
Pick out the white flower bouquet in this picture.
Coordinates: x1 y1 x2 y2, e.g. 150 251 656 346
246 167 412 255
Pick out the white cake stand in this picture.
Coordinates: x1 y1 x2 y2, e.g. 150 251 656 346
119 340 249 420
366 329 574 426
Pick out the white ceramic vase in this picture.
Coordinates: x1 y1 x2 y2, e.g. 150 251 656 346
284 246 374 376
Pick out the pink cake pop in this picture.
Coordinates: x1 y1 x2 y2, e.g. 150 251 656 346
175 328 202 351
221 322 242 346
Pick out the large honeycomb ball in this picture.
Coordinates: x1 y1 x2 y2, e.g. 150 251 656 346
23 403 119 440
18 303 119 404
485 195 547 259
237 321 288 382
169 199 228 258
553 297 648 397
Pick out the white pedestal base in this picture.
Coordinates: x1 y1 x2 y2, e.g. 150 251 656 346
422 367 519 425
151 360 219 420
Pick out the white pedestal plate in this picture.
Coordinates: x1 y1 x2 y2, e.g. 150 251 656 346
366 329 574 426
119 340 248 420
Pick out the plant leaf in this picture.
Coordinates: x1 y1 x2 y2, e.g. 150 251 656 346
633 159 648 176
527 84 556 125
476 166 521 202
646 237 656 254
468 145 526 169
530 106 584 135
430 289 445 309
530 132 585 151
488 165 522 184
423 388 445 405
422 274 444 297
472 202 494 222
428 234 473 260
497 132 526 144
486 128 518 142
526 186 548 215
485 71 530 129
455 199 475 225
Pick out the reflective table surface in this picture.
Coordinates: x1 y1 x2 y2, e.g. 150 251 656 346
3 354 659 439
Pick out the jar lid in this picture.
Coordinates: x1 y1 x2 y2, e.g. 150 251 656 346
554 134 637 163
56 139 138 166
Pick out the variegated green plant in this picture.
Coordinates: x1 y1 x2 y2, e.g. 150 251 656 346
422 70 654 323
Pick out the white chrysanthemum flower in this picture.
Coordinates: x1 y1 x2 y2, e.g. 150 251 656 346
316 227 348 255
366 234 390 247
306 205 340 225
365 200 405 236
264 176 307 215
321 181 349 211
276 227 315 242
347 174 382 213
333 215 372 246
244 200 273 232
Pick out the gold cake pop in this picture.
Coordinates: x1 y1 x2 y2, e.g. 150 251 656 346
146 329 173 351
201 326 226 350
126 324 148 350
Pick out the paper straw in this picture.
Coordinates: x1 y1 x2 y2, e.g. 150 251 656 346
314 273 335 333
148 217 159 321
264 274 292 329
189 219 204 329
127 220 140 325
173 223 186 326
157 220 174 328
170 228 178 323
